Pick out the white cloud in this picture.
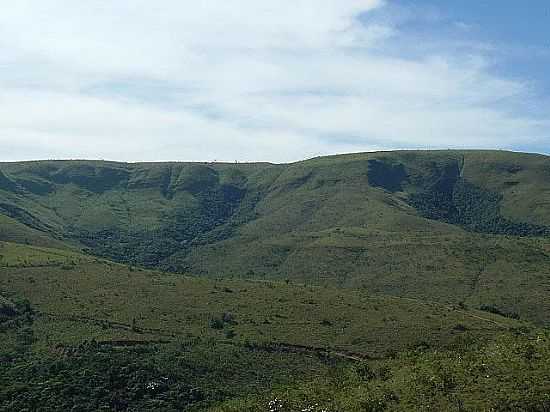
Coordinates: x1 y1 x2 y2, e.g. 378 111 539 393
0 0 547 162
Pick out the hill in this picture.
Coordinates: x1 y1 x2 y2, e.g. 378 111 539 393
1 241 544 411
1 241 518 357
1 151 550 325
2 150 550 410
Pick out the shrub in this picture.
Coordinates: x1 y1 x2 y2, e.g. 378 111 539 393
209 317 224 330
354 362 375 381
453 324 468 332
222 312 237 324
479 304 520 319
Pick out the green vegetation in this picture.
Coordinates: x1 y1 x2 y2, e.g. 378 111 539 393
2 242 519 356
409 165 550 237
211 331 550 411
2 150 550 410
1 152 550 288
2 241 544 410
0 294 33 333
1 339 335 412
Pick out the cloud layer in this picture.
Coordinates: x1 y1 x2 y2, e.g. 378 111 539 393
0 0 547 162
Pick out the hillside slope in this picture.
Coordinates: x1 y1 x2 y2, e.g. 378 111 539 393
1 241 544 411
1 151 550 324
1 241 519 357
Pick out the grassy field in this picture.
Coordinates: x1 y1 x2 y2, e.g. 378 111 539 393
1 241 522 356
2 241 543 410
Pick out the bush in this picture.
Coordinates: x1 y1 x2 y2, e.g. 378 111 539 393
209 317 225 330
453 324 468 332
354 362 375 381
479 305 520 319
222 312 237 324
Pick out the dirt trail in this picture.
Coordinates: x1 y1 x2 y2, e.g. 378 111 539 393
252 342 378 362
39 311 179 338
39 311 378 362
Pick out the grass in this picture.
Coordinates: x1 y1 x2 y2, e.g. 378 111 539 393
2 150 550 409
1 241 540 410
209 331 550 411
0 241 522 356
2 151 550 328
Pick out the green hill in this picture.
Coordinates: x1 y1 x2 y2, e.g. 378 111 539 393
1 151 550 326
2 150 550 410
0 241 541 411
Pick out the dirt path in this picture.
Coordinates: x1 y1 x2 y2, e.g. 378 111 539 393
250 342 378 362
39 311 379 362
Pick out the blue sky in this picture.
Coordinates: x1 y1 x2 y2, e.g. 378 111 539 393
388 1 550 93
0 0 548 162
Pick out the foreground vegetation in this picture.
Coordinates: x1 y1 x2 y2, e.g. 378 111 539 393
3 242 548 410
212 331 550 411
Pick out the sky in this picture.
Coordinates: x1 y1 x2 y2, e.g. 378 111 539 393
1 0 549 163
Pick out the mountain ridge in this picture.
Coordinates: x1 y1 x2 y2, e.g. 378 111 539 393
3 148 548 165
2 150 550 410
2 149 550 324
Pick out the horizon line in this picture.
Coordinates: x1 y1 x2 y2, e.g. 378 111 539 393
1 148 549 166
